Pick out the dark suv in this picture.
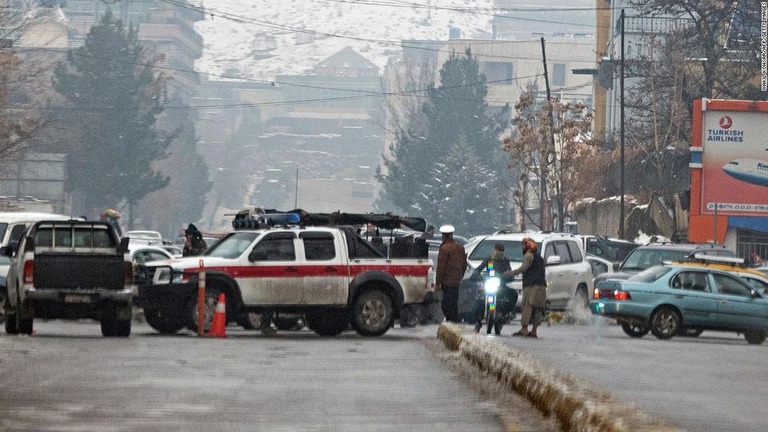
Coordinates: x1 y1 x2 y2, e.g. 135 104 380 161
594 243 735 286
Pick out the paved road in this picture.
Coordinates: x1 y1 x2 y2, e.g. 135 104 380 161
492 317 767 432
0 321 545 432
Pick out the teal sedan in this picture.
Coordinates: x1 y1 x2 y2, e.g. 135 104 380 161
590 264 768 344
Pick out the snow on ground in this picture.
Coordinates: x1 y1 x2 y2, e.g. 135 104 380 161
195 0 495 81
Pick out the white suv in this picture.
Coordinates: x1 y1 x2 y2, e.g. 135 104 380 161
463 232 594 311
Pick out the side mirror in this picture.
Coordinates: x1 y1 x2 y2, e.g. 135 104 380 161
545 255 561 266
0 245 14 257
612 262 620 271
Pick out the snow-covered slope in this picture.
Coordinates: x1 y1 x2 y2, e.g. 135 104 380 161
195 0 495 81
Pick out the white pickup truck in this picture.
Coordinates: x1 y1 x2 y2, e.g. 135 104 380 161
135 224 435 337
4 220 134 336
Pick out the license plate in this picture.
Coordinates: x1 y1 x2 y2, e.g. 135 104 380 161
64 294 93 303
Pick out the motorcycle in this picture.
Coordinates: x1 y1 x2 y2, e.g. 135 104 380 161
474 272 516 335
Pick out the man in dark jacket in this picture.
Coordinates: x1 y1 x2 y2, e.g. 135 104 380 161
182 223 208 257
504 237 547 338
436 224 466 323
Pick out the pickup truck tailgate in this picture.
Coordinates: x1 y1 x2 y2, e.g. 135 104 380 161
33 253 126 290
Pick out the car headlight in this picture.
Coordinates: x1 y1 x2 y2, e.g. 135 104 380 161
152 266 172 285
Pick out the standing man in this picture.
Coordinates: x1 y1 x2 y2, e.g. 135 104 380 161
436 224 466 323
504 237 547 338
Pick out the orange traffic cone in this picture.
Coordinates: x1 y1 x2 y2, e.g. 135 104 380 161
208 293 227 338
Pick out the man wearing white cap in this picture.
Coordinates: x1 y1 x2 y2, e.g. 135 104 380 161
435 224 466 322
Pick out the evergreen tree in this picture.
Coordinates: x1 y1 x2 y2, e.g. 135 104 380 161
53 11 171 222
424 136 501 235
379 49 509 234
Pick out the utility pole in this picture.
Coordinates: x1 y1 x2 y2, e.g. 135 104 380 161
540 37 555 232
619 9 626 239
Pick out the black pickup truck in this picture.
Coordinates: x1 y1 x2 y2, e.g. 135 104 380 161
3 220 134 336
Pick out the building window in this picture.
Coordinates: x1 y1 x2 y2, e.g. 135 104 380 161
481 61 513 83
552 63 565 87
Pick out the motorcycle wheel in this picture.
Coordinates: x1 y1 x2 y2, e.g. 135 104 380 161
486 306 494 335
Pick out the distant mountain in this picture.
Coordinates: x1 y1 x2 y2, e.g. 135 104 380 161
194 0 496 81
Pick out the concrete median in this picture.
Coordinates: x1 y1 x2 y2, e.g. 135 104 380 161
437 323 682 432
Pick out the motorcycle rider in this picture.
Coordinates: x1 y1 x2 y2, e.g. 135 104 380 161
470 243 517 333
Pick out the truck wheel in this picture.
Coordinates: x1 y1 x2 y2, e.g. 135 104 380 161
4 296 17 334
115 319 131 337
274 313 304 331
237 311 261 330
101 311 117 337
305 310 348 336
144 308 185 334
115 305 132 337
351 289 393 337
16 299 33 335
0 293 6 324
187 288 222 332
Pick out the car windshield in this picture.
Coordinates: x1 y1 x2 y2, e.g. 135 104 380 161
621 249 690 271
469 239 524 262
204 232 259 259
627 265 672 283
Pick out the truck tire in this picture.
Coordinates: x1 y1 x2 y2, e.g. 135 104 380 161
305 310 348 336
4 297 17 334
186 288 222 332
237 311 261 330
16 299 33 335
144 308 185 334
0 293 6 324
101 311 117 337
115 304 132 337
351 289 393 337
274 313 304 331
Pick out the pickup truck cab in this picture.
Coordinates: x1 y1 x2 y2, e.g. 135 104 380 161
136 225 434 337
3 220 134 336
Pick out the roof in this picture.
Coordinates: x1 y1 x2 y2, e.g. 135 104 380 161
636 243 732 252
480 232 581 242
314 46 379 72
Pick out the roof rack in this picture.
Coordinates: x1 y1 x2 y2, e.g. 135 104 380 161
689 253 746 266
231 208 427 232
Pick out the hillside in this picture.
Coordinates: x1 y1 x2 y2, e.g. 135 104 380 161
194 0 496 80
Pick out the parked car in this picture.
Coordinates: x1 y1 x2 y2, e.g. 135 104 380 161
124 230 164 242
0 212 83 249
593 242 735 286
458 232 593 322
129 245 174 265
586 254 614 279
578 235 638 263
673 254 768 296
590 258 768 344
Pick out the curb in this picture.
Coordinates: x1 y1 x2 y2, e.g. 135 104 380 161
437 323 683 432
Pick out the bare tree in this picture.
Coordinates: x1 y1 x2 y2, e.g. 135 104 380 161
503 93 606 231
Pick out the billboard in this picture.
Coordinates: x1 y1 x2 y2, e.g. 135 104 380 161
700 109 768 216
